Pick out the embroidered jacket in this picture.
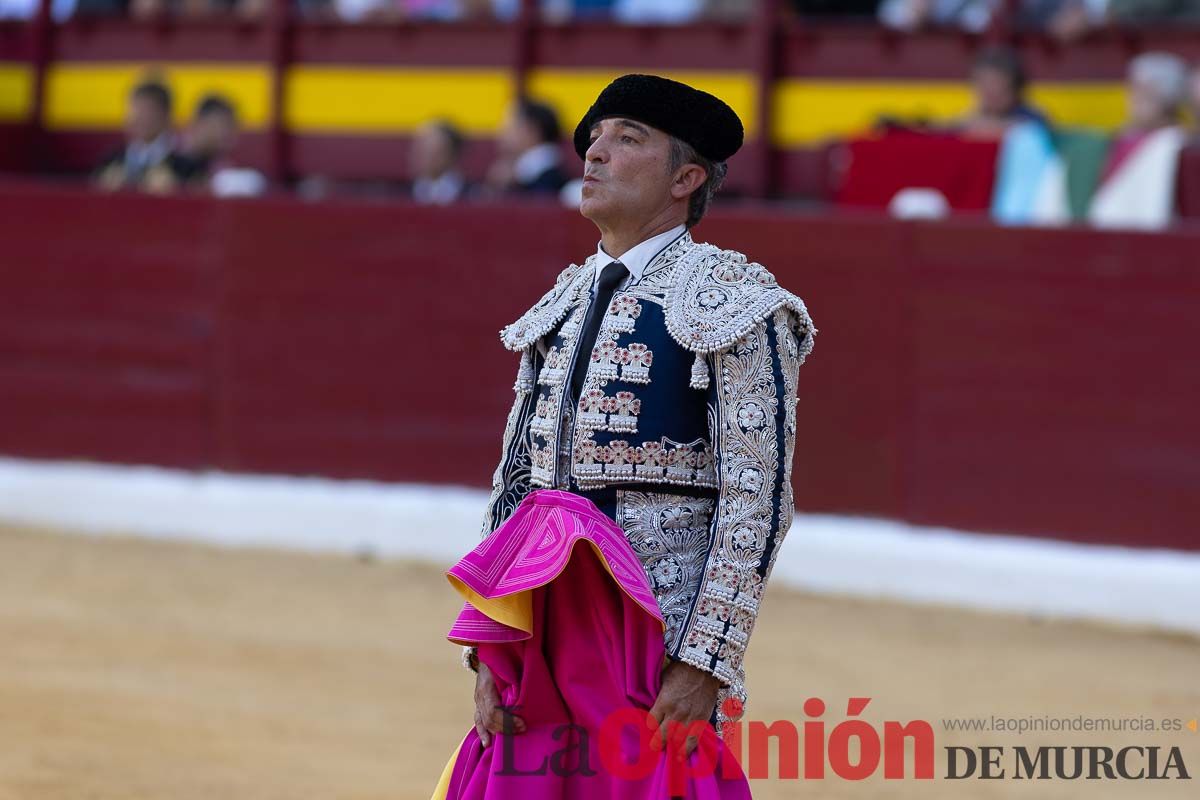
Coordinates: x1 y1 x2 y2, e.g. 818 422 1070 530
479 230 817 717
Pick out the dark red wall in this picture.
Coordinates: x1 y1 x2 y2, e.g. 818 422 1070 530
1 182 1197 551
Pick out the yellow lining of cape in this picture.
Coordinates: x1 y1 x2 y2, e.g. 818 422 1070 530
446 538 666 637
429 729 471 800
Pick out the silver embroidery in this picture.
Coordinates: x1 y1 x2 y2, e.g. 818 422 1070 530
538 345 569 387
606 293 642 333
500 231 818 365
500 258 597 352
616 490 715 654
564 291 657 450
620 343 654 384
572 431 717 488
632 234 693 293
660 234 817 361
676 314 796 712
553 401 575 489
529 304 587 488
576 388 641 433
589 338 622 382
480 352 537 535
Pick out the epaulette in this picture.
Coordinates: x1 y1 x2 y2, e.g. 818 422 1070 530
499 255 598 352
663 242 817 367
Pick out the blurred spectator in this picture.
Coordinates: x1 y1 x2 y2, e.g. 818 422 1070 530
176 93 270 196
535 0 614 20
486 98 568 196
1190 62 1200 127
1108 0 1200 23
990 120 1067 226
297 0 803 21
73 0 129 14
1123 51 1189 132
1089 51 1189 228
1017 1 1108 40
877 0 1121 35
0 0 78 19
611 0 701 22
702 0 753 20
791 0 881 17
321 0 492 22
409 120 469 205
960 46 1051 139
177 95 239 185
125 0 266 16
537 0 709 21
1026 0 1200 32
878 0 997 32
94 81 194 195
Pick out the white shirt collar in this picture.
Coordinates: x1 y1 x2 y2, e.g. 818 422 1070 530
593 224 687 290
512 142 562 184
412 171 464 206
125 133 174 170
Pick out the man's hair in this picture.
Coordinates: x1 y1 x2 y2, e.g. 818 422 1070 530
667 136 727 229
517 98 561 144
1129 51 1188 113
131 80 172 116
194 94 236 122
973 46 1027 93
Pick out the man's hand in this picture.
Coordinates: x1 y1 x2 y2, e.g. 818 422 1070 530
647 660 721 759
473 663 525 747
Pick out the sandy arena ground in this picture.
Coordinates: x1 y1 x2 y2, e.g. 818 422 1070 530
0 522 1197 800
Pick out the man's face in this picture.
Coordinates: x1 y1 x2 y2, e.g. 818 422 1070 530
579 117 675 227
126 95 169 144
191 112 237 158
1127 77 1171 130
497 106 538 158
409 123 454 179
972 66 1018 117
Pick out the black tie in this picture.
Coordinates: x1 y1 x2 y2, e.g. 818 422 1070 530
567 260 629 408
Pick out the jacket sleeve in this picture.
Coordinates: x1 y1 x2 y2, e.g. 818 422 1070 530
669 306 809 708
465 348 542 670
479 347 543 537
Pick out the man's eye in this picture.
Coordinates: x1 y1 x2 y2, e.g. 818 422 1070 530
621 135 635 144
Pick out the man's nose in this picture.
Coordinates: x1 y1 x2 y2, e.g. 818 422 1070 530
586 137 609 162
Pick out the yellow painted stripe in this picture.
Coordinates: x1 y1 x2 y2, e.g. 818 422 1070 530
772 79 1128 145
43 63 271 130
772 80 973 146
31 63 1130 147
284 67 513 134
527 68 759 140
0 64 33 122
1027 83 1126 131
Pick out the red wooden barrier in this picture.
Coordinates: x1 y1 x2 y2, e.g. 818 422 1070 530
0 182 1197 551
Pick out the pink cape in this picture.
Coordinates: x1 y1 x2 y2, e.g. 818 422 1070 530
432 489 751 799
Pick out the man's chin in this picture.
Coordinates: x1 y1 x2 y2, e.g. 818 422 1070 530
578 196 607 222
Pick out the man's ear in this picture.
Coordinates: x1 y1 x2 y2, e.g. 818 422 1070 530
671 163 708 200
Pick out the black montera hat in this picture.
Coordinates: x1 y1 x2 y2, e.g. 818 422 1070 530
573 74 744 163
